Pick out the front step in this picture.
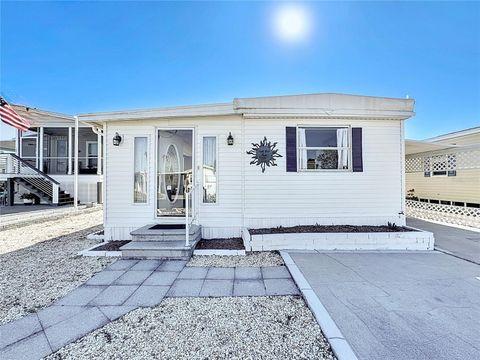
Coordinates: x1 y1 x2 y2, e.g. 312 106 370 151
124 224 202 259
130 224 201 242
120 238 200 260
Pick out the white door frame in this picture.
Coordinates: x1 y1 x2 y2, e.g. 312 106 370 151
154 127 195 222
86 140 98 169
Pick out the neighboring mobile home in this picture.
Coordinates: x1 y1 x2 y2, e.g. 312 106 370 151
405 127 480 206
0 106 103 205
78 93 415 249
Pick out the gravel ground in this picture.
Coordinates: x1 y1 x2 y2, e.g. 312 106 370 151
0 209 114 325
187 251 284 267
47 296 336 360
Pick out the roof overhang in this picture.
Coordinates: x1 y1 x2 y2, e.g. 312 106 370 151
78 103 236 122
78 93 415 123
235 93 415 120
12 105 75 127
405 139 455 155
424 126 480 143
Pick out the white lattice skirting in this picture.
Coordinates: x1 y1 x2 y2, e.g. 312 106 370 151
406 200 480 229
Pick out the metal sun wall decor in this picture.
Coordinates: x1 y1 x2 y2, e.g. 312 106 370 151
246 136 282 173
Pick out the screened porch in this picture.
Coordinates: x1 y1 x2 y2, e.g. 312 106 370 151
19 126 102 175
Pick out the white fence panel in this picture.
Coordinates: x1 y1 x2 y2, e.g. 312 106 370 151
406 199 480 228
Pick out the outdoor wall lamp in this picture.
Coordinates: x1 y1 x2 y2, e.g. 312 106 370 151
113 132 122 146
227 132 234 146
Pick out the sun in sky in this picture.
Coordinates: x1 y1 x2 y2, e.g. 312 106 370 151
273 4 311 42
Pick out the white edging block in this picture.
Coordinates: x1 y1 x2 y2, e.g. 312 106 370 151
241 228 252 251
193 249 246 256
251 229 434 251
280 251 358 360
78 243 122 257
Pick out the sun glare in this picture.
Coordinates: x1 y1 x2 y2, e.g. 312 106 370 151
274 5 311 42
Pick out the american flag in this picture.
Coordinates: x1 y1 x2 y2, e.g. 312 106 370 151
0 96 31 131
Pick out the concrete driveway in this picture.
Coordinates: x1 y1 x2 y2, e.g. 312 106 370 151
407 217 480 264
289 251 480 360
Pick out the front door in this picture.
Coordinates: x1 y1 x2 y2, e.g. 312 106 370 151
86 141 98 170
156 129 194 218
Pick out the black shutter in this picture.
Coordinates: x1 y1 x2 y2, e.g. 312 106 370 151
286 127 297 172
352 127 363 172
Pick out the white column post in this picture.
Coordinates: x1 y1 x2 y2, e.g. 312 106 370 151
68 126 73 175
39 127 44 171
15 129 20 156
52 183 59 205
74 117 79 209
97 130 102 175
35 128 38 167
185 190 189 247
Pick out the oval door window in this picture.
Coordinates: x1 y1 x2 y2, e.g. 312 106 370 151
164 145 180 202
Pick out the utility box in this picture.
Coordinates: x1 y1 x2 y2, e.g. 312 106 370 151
97 181 103 204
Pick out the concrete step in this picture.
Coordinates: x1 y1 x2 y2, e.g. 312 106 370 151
130 224 201 242
120 237 200 260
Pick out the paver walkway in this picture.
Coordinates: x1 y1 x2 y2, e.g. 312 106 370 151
407 217 480 264
289 251 480 360
0 259 298 360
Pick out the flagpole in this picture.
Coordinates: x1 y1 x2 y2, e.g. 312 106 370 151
74 115 79 209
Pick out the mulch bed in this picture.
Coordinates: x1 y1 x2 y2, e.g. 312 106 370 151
91 241 130 251
196 238 245 250
250 224 414 235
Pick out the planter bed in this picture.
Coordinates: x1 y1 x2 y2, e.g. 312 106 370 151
194 237 246 256
78 241 130 257
250 224 413 235
244 225 434 251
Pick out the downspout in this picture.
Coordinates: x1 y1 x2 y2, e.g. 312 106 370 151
400 120 406 225
74 116 79 209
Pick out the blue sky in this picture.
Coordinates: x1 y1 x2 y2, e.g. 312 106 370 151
1 1 479 140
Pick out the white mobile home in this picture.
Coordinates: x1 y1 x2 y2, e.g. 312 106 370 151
405 127 480 228
406 127 480 205
79 93 415 253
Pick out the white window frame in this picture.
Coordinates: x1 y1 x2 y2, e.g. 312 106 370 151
296 125 352 172
201 135 218 205
132 135 150 205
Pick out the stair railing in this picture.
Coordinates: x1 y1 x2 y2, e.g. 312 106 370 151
185 184 196 247
3 154 60 204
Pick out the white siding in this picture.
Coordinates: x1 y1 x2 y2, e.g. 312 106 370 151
243 119 404 229
52 175 101 203
103 116 243 240
103 116 405 240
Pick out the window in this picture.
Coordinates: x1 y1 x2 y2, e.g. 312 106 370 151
202 137 217 203
133 137 148 203
297 127 350 170
423 153 456 177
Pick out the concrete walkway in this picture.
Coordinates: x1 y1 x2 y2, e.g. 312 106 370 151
0 259 298 360
407 217 480 264
289 251 480 360
0 204 60 215
0 204 92 230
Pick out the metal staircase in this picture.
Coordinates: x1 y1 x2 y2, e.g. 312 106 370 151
0 153 74 206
